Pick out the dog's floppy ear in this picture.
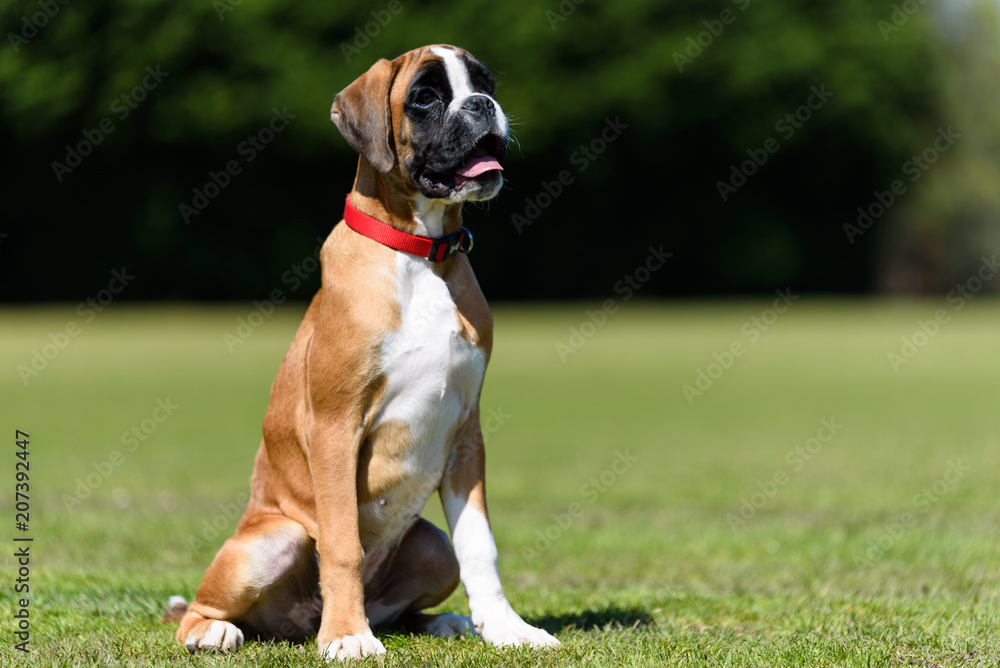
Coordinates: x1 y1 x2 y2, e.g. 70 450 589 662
331 58 398 174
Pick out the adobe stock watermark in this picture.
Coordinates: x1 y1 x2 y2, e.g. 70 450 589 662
447 406 513 475
843 126 959 244
726 417 843 532
213 0 242 21
853 458 969 569
555 245 672 362
17 268 135 385
223 236 325 352
522 449 638 560
887 254 998 372
187 493 250 550
717 84 833 202
51 65 170 182
672 0 751 72
405 260 482 336
61 398 180 512
179 107 296 224
275 591 324 642
7 0 71 53
339 0 411 62
683 288 798 405
877 0 930 41
511 116 628 234
545 0 586 30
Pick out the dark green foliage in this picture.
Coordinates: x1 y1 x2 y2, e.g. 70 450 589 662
1 0 945 299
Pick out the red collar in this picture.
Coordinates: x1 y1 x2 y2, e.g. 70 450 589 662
342 196 473 262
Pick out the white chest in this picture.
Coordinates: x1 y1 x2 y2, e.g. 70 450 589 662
359 254 485 571
379 254 485 441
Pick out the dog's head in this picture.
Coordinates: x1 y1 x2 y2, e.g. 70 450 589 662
331 45 508 203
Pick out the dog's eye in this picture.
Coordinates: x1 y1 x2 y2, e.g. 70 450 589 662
415 89 436 106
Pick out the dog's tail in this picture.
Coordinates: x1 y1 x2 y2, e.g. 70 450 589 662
161 595 188 623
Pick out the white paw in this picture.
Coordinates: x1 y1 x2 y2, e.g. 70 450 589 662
477 607 559 648
320 632 387 661
423 613 476 638
184 620 244 653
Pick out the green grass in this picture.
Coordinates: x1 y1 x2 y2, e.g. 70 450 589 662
2 299 999 666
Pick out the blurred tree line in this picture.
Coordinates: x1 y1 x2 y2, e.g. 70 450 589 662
1 0 997 301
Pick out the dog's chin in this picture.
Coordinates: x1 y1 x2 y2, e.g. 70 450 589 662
416 170 503 203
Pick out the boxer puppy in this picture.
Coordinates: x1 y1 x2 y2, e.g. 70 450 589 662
171 44 559 661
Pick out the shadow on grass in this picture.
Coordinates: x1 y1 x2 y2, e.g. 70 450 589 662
529 606 654 633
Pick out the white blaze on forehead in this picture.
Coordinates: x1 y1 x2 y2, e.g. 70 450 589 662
430 46 508 134
431 46 474 106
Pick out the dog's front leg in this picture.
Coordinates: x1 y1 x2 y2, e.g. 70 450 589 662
441 408 560 649
310 420 386 661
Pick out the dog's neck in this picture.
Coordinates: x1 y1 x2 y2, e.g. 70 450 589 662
350 157 463 238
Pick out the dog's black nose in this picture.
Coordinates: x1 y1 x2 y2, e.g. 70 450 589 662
460 95 494 118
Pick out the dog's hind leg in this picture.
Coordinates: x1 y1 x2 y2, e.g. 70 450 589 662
176 513 319 652
363 518 472 636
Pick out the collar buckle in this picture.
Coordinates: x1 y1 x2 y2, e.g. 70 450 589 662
428 227 473 262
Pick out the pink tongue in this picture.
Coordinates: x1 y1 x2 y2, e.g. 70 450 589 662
456 147 503 178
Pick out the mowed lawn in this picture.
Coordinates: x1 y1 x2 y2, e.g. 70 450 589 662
1 299 999 667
